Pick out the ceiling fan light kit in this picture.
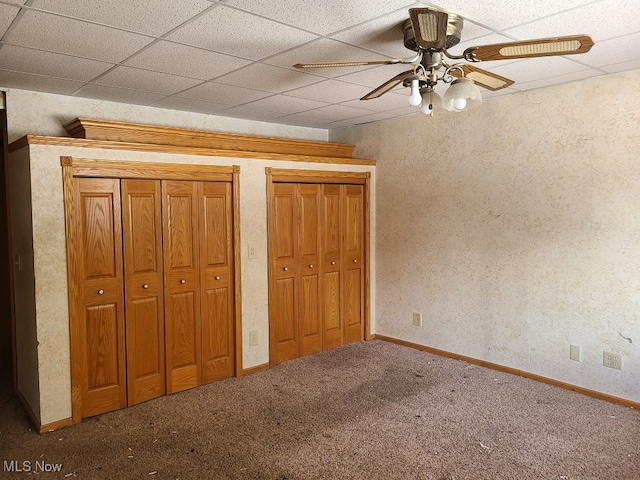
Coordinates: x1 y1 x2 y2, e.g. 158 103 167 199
294 7 594 117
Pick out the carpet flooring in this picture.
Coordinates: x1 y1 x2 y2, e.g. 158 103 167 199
1 340 639 479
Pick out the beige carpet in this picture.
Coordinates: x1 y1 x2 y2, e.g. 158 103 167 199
1 340 639 479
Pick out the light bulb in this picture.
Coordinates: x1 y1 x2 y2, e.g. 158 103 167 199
452 97 467 111
408 79 421 106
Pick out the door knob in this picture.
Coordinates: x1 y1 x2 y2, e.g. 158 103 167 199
331 261 336 265
309 264 314 269
142 284 149 289
215 276 221 280
353 259 358 263
180 279 186 284
97 289 104 295
283 267 288 271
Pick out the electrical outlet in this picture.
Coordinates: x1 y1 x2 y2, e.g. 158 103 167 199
570 344 581 362
248 244 257 259
249 330 259 346
412 312 422 327
603 351 622 370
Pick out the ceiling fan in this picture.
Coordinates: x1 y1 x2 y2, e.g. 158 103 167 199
294 7 594 115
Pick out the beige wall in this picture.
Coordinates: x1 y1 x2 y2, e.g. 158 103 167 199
2 88 328 144
331 69 640 403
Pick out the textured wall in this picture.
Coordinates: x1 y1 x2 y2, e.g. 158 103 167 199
331 69 640 403
2 88 328 144
8 147 40 420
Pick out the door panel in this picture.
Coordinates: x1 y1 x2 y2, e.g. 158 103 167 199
200 182 234 383
76 178 126 418
121 179 165 406
299 184 321 355
344 185 364 344
322 185 342 349
163 181 201 394
269 184 298 364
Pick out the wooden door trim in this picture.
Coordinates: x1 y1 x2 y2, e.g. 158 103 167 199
61 157 234 181
267 168 369 185
265 168 372 364
63 157 241 423
232 168 243 377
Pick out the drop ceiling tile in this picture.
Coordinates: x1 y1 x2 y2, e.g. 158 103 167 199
489 56 590 84
179 81 272 104
335 64 414 89
0 69 84 94
513 68 602 91
481 86 522 99
240 95 329 115
576 33 640 69
217 106 287 123
125 41 252 80
602 59 640 73
430 0 598 30
5 9 153 63
342 91 411 112
1 4 19 37
329 6 421 58
0 44 114 81
214 63 324 93
266 38 390 78
151 96 231 115
300 104 375 121
350 111 399 125
276 115 333 128
167 5 318 61
31 0 213 36
225 0 416 35
286 79 372 103
74 83 166 105
95 65 202 94
505 0 640 41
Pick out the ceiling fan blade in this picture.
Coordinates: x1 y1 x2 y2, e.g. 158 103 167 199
294 59 403 68
450 65 514 91
361 69 415 100
409 7 449 50
464 34 594 61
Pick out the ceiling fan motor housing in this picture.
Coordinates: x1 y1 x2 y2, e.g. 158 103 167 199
402 13 463 51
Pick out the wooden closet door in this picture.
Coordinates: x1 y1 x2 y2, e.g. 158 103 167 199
121 179 165 405
269 183 299 364
321 184 343 350
299 184 321 356
343 185 364 344
163 181 201 393
76 178 126 418
200 182 235 383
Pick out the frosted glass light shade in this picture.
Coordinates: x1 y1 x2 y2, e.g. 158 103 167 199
420 88 442 115
443 78 482 112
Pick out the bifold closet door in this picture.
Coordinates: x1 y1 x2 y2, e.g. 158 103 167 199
299 184 321 356
121 179 165 406
321 184 343 350
200 182 235 383
163 180 202 394
76 178 126 418
343 185 364 344
269 183 299 365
